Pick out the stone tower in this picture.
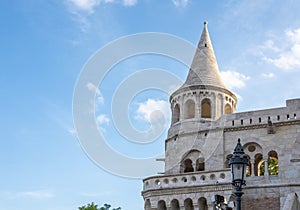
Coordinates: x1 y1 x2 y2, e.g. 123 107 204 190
166 21 237 175
142 22 300 210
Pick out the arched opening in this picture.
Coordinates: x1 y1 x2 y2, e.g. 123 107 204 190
198 197 208 210
201 99 211 118
184 198 194 210
245 154 251 177
172 104 180 124
184 99 195 119
268 150 279 175
158 200 167 210
254 153 264 176
144 199 151 210
182 158 194 173
196 158 205 171
180 150 202 173
171 199 180 210
224 103 233 114
225 154 233 168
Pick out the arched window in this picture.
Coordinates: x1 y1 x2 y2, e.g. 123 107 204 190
196 158 205 171
182 159 194 173
144 199 151 210
201 99 211 118
172 104 180 124
268 151 279 175
171 199 180 210
184 198 194 210
224 104 233 114
198 197 208 210
184 99 195 119
245 155 251 177
180 150 203 173
254 153 264 176
158 200 167 210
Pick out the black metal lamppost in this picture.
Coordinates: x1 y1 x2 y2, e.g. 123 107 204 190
228 139 249 210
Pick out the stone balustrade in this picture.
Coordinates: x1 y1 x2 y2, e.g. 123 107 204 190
143 170 231 191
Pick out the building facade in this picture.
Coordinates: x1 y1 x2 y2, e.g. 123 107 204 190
142 22 300 210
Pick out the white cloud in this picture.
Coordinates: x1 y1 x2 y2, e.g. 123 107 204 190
0 189 55 200
261 72 275 78
261 40 280 52
135 99 170 123
67 0 101 13
123 0 137 6
20 190 54 199
172 0 188 7
68 128 77 136
286 28 300 43
261 28 300 71
86 82 100 94
86 82 104 106
96 114 110 125
66 0 136 13
220 71 250 89
96 114 110 133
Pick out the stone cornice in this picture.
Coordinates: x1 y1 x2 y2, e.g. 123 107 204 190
142 182 300 198
224 119 300 132
245 182 300 190
170 85 237 102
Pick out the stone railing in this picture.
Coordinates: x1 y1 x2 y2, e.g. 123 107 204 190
143 170 231 191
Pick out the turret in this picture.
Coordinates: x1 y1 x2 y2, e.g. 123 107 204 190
170 21 237 124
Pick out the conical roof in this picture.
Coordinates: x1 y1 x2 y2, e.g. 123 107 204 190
183 21 227 89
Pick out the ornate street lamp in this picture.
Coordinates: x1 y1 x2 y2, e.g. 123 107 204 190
228 139 249 210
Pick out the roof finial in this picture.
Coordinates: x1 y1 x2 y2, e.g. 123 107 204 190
203 21 208 30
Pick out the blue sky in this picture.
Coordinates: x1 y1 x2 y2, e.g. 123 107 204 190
2 0 300 209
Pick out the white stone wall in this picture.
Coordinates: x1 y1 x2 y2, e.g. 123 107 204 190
143 99 300 210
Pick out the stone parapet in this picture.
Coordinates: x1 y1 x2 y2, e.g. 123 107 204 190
143 170 231 192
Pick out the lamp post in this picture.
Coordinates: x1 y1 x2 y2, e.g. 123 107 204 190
228 139 249 210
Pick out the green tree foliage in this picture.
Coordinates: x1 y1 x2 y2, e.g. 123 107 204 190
259 158 279 176
268 158 279 175
78 202 121 210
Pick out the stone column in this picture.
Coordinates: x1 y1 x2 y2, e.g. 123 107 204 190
195 94 200 118
264 157 269 177
193 163 197 172
211 93 216 120
251 163 255 177
179 96 184 120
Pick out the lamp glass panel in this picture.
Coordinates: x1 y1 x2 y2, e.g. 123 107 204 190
232 163 244 181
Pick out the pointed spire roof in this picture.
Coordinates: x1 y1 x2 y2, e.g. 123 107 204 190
183 21 227 89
